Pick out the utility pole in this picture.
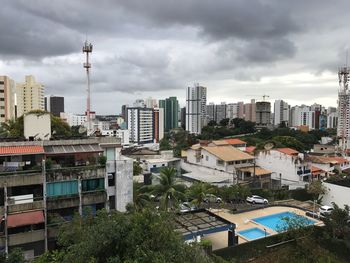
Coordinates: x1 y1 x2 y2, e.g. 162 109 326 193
42 160 48 252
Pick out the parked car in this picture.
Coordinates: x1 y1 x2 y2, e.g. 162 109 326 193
203 194 222 203
246 195 268 205
319 205 334 216
179 202 198 213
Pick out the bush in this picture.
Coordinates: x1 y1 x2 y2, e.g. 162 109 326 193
98 155 107 166
290 188 313 201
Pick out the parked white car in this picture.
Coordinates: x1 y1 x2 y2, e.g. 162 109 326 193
246 195 268 205
203 194 222 203
319 205 334 216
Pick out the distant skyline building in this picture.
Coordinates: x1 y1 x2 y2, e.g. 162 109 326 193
337 67 350 150
49 96 64 117
127 107 154 144
0 76 16 123
16 75 45 117
180 107 186 129
186 84 207 134
274 100 290 127
153 107 164 142
255 101 271 128
226 102 244 120
159 96 179 132
145 97 158 108
243 99 256 122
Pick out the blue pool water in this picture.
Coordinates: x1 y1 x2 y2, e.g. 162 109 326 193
238 227 269 240
252 211 316 232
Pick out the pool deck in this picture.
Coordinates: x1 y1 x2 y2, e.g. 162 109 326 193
203 206 323 250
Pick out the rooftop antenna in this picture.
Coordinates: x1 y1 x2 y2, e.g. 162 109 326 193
83 39 93 135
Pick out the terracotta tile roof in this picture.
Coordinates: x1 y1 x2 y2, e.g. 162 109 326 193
7 211 44 228
311 166 326 175
308 155 348 164
0 146 44 156
275 148 299 156
202 146 254 162
245 146 256 154
211 140 230 146
224 138 247 145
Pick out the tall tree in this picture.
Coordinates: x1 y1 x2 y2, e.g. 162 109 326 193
187 182 216 207
151 167 186 211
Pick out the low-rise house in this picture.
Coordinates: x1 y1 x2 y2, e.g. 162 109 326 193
256 148 312 189
306 155 350 175
187 144 254 173
235 166 272 189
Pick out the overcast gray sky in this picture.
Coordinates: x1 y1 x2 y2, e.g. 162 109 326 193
0 0 347 114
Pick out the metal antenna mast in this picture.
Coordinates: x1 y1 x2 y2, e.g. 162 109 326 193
83 40 93 134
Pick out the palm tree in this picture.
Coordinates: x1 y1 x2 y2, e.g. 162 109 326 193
151 167 186 211
187 182 215 207
132 182 151 211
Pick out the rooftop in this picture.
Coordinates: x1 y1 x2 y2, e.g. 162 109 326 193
224 138 247 145
236 166 272 176
202 146 254 162
275 148 299 156
307 155 348 164
0 145 44 156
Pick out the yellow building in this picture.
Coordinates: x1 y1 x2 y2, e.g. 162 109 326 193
16 75 45 117
0 76 16 123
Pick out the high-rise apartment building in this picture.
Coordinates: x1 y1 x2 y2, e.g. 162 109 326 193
206 103 215 122
337 67 350 150
0 76 16 123
127 107 154 144
274 100 290 127
153 107 164 142
186 84 207 134
180 107 186 129
16 75 45 117
159 96 178 132
145 97 158 108
48 96 64 117
255 101 271 128
226 102 244 120
243 99 256 122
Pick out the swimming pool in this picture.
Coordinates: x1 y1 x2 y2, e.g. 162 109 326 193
252 211 316 232
238 227 269 240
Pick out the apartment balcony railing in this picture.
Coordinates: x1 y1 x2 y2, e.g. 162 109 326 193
46 165 105 182
8 229 45 246
0 170 43 187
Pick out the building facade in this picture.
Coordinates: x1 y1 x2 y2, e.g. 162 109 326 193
243 99 256 122
127 107 154 144
159 97 178 132
186 84 207 134
255 101 271 128
49 96 64 117
273 100 289 127
16 76 45 117
0 76 16 123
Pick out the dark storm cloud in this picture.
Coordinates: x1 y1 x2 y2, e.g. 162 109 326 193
0 0 349 113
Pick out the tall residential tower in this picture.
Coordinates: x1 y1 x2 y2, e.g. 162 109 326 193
337 67 350 151
186 84 207 134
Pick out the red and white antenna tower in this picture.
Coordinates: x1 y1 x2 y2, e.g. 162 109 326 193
83 40 93 134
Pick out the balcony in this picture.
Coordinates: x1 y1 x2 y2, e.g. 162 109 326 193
82 190 106 205
46 166 105 182
8 229 45 246
0 170 43 187
47 195 79 210
7 200 44 214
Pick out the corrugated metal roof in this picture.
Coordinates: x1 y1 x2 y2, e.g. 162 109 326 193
7 210 44 228
44 144 102 155
0 146 44 156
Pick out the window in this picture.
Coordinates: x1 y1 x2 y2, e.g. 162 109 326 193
82 178 104 192
108 173 115 187
205 156 209 161
0 98 4 101
217 160 224 166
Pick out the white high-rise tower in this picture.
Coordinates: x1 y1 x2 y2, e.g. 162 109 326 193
186 84 207 134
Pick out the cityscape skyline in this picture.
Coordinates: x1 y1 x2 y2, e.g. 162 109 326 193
0 1 348 114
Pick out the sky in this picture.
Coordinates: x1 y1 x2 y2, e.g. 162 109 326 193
0 0 348 114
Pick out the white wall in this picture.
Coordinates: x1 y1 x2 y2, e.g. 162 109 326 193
322 182 350 208
24 113 51 140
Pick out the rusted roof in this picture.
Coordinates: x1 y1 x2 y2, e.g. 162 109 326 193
308 155 348 164
275 148 299 156
202 146 254 162
7 210 44 228
311 166 326 175
224 138 247 145
0 146 44 156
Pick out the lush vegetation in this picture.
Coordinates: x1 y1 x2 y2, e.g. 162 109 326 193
160 128 198 157
1 110 84 139
34 209 214 263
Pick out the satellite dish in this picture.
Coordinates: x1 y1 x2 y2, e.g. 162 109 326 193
78 125 87 134
264 142 275 150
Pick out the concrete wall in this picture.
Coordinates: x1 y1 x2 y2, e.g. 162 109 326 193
322 182 350 208
24 113 51 140
115 158 133 212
